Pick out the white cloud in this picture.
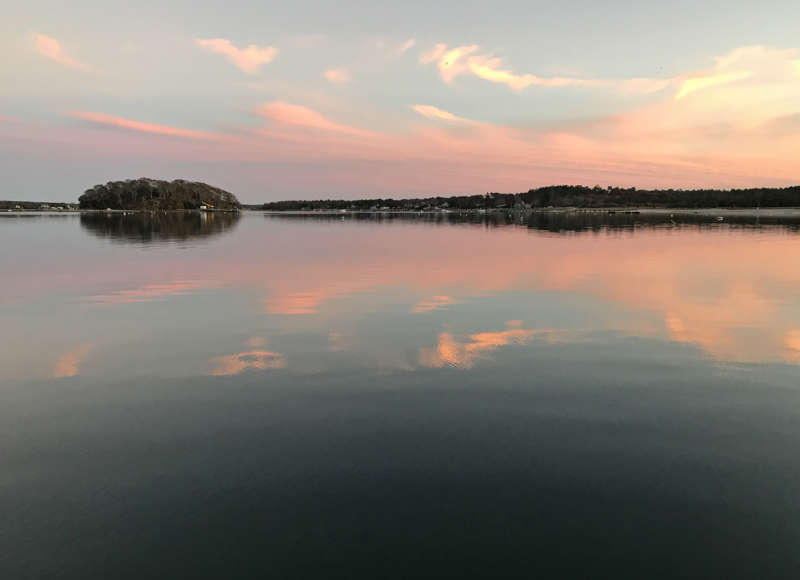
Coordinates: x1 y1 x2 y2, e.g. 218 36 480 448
323 67 351 84
411 104 472 123
196 38 277 74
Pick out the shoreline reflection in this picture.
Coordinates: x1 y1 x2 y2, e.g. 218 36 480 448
263 210 800 234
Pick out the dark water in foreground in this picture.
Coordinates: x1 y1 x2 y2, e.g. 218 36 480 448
2 211 800 578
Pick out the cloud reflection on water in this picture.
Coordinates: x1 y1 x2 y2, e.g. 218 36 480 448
418 321 575 369
210 349 286 376
87 280 215 304
52 343 93 378
10 213 800 383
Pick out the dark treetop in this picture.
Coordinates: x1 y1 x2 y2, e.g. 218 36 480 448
79 178 241 210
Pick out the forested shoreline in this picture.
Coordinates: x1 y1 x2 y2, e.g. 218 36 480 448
261 185 800 211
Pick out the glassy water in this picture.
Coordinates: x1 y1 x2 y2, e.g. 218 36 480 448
2 211 800 578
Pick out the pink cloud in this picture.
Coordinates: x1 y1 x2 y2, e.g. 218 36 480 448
34 33 93 72
255 102 372 136
71 112 216 140
196 38 276 74
7 44 800 196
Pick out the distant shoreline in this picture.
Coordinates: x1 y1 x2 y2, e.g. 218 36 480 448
1 208 239 214
5 207 800 218
260 207 800 218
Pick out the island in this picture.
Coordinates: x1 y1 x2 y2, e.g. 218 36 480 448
78 178 241 211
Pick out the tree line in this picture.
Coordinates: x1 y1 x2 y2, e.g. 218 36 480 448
260 185 800 211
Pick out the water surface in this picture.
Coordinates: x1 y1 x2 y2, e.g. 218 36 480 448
2 211 800 578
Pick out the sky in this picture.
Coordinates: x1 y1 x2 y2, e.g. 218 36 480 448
2 0 800 202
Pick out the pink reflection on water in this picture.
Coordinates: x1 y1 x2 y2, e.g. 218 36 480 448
412 295 462 313
12 217 800 368
419 321 572 369
52 343 93 378
210 349 286 375
87 280 215 304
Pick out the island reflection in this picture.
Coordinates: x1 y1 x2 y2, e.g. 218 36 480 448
80 211 240 244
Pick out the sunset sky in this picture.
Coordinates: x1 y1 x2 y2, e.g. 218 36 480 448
2 0 800 202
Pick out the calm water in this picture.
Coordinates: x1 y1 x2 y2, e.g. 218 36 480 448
2 211 800 578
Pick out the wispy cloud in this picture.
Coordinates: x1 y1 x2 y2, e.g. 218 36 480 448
52 343 93 378
34 33 94 72
676 70 752 99
376 37 417 57
195 38 277 74
420 43 603 90
411 104 473 123
419 43 684 95
395 38 416 56
9 44 796 196
421 42 797 106
71 112 215 140
672 45 797 100
323 67 351 84
255 101 372 136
